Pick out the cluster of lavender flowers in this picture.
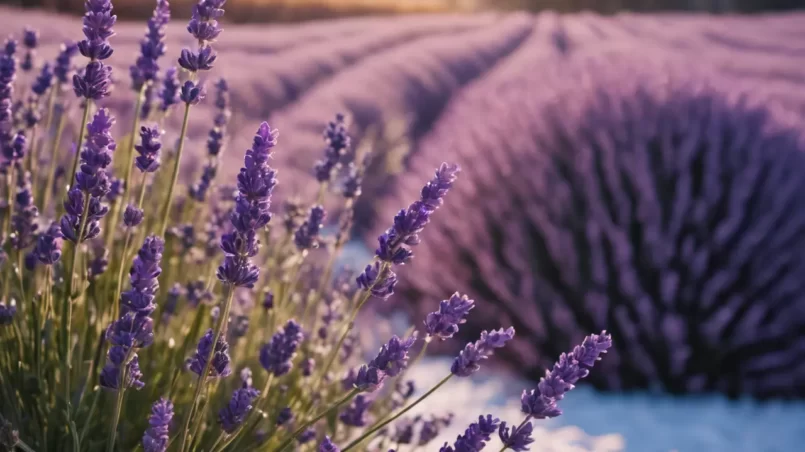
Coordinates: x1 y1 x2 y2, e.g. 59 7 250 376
0 2 612 451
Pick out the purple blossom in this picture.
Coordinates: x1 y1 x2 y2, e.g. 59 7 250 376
391 418 415 445
163 283 183 318
0 303 15 325
54 41 78 85
259 320 303 376
302 358 315 377
106 176 124 203
20 27 38 72
218 387 260 433
130 0 171 91
217 122 278 288
76 0 115 61
75 108 115 196
120 236 164 316
0 40 16 154
142 397 173 452
341 162 362 198
134 125 162 173
276 407 292 426
452 328 515 377
59 188 107 243
425 293 474 340
294 205 325 251
34 221 62 265
158 67 179 111
370 334 417 377
374 163 459 265
11 171 39 249
99 347 145 390
313 113 350 183
298 427 316 444
186 279 213 307
179 0 224 73
419 414 453 446
339 394 373 427
356 262 397 300
106 312 155 349
3 131 25 168
31 63 53 96
498 422 534 452
189 164 216 202
124 204 144 227
179 80 204 105
441 415 499 452
73 60 112 100
88 246 109 279
319 436 340 452
521 332 611 419
352 365 386 393
188 328 232 378
262 290 274 311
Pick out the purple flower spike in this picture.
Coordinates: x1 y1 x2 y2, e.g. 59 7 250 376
498 422 534 452
441 415 500 452
124 204 144 227
143 397 173 452
298 428 316 444
99 347 145 390
11 171 40 250
121 236 164 316
32 63 53 96
370 334 417 377
218 387 259 433
22 27 38 49
73 60 112 100
54 41 79 85
34 222 62 265
59 188 106 243
88 246 109 279
130 0 170 91
179 80 204 105
356 262 397 300
276 407 292 426
313 113 350 183
0 303 16 325
106 176 124 203
77 0 115 61
374 163 459 266
159 67 179 111
0 39 17 154
425 293 475 340
451 328 515 377
188 328 232 378
259 320 303 376
3 131 25 165
521 331 611 420
180 0 224 74
294 205 325 251
178 46 216 73
106 312 155 349
75 107 115 197
134 125 162 173
339 394 373 427
353 365 386 393
319 436 340 452
217 122 278 288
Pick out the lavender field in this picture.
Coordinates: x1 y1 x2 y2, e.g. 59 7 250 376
2 2 805 451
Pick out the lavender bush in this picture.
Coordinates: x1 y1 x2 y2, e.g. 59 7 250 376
0 1 610 451
380 52 805 399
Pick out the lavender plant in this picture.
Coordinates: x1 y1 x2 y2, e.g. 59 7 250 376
0 2 611 451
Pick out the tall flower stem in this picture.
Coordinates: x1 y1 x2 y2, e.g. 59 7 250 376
27 125 38 174
61 194 91 404
67 100 92 191
104 86 145 247
274 388 360 452
342 374 453 452
178 283 234 452
106 348 135 452
157 102 191 237
3 167 17 243
40 107 67 212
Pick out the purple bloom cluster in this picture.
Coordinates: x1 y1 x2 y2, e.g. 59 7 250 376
259 319 303 376
217 122 278 288
60 108 115 243
298 427 316 444
0 39 17 155
313 113 350 183
276 406 292 426
11 171 39 249
177 0 224 102
452 327 515 377
425 293 474 340
188 328 232 378
88 246 109 279
218 386 260 433
355 261 397 300
0 303 15 325
521 332 611 419
190 78 230 201
54 41 79 86
339 394 373 427
353 334 417 392
158 66 179 111
124 204 144 228
498 422 534 452
134 125 162 173
439 415 499 452
319 436 340 452
31 63 53 97
130 0 171 91
20 27 38 73
34 222 62 265
142 397 173 452
294 205 325 251
120 236 164 315
73 0 115 99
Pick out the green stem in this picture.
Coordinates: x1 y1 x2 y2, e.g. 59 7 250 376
14 439 36 452
157 102 192 237
79 386 102 443
274 389 359 452
27 125 38 175
342 374 453 452
3 166 17 244
40 105 66 213
67 99 92 191
178 284 235 452
106 348 135 452
111 228 133 322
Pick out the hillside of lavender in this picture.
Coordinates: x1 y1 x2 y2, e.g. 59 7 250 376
3 4 805 451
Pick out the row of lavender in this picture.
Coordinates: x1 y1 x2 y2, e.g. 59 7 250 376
0 1 611 452
375 13 805 399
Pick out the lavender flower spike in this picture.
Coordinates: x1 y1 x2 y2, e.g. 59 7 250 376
0 303 16 325
34 222 62 265
143 397 174 452
319 436 340 452
159 67 180 111
313 113 350 183
54 41 79 86
218 387 260 433
259 320 303 376
217 122 278 288
120 235 164 316
294 205 325 251
130 0 171 92
188 328 232 378
11 171 40 250
498 422 534 452
440 415 499 452
425 293 475 340
451 327 515 377
134 125 162 173
20 27 38 72
0 38 17 153
178 0 225 73
73 0 115 99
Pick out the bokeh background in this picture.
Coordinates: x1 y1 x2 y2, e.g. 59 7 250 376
2 0 805 450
